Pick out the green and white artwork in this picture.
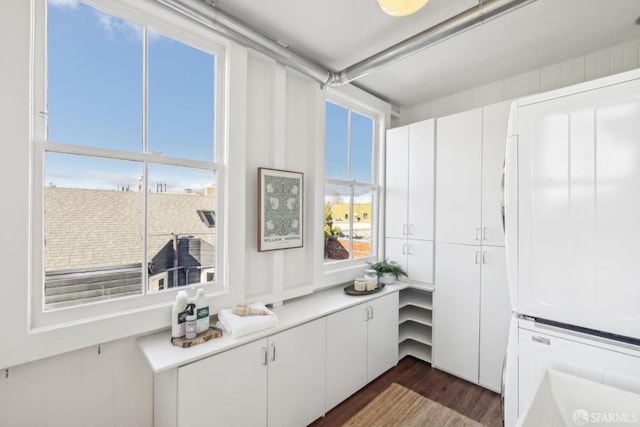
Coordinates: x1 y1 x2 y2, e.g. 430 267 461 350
258 168 303 251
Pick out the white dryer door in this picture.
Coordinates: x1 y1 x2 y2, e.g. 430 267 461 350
516 76 640 339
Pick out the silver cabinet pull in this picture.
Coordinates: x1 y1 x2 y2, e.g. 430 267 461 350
270 343 276 362
475 251 481 264
475 227 481 241
409 224 414 235
402 244 407 255
482 251 488 264
365 307 370 321
500 161 506 233
403 224 407 235
262 347 268 365
482 227 488 241
369 306 374 320
408 244 414 255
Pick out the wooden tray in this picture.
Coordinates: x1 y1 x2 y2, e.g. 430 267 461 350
171 326 223 348
344 283 385 296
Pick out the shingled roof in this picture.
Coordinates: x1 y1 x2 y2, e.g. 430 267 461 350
44 187 215 271
43 187 216 308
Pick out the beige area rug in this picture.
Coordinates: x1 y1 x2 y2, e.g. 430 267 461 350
343 383 486 427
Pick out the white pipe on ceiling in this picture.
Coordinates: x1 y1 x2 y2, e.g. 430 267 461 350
157 0 538 89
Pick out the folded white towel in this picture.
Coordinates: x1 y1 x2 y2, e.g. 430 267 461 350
218 302 279 338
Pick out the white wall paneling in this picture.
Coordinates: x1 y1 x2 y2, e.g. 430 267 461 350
399 38 640 125
0 338 153 427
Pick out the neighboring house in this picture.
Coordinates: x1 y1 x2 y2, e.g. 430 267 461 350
44 187 216 308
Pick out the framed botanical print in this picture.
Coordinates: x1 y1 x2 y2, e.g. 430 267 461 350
257 167 303 251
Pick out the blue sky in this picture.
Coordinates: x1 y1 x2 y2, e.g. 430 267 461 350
46 1 374 197
325 101 374 204
46 0 215 192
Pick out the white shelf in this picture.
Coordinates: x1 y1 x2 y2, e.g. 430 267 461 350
399 288 433 310
399 339 432 363
399 306 432 326
399 321 432 346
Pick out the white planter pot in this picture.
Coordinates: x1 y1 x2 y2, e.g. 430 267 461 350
379 273 396 285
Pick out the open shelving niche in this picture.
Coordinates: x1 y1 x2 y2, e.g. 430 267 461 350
398 286 433 363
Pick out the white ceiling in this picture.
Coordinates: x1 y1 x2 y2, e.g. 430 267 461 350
214 0 640 107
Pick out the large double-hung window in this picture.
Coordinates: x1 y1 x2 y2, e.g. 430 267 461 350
33 0 225 320
324 100 379 262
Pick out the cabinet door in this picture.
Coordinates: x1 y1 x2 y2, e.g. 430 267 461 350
481 102 510 247
268 318 326 427
406 239 433 284
385 126 409 239
385 237 407 275
433 242 480 383
408 119 435 241
367 292 399 381
177 338 268 427
435 108 482 245
326 303 368 411
479 246 510 392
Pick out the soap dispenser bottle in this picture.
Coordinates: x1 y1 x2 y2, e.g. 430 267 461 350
171 290 189 338
194 288 210 334
184 303 197 340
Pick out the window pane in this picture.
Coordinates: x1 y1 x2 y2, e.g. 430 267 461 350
148 30 215 161
44 153 144 310
325 102 349 180
324 184 351 260
351 112 374 184
353 187 373 259
47 1 142 151
147 165 216 292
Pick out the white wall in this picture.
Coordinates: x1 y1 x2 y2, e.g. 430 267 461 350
0 1 351 425
396 38 640 125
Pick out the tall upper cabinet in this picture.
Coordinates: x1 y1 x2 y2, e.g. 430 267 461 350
433 102 511 392
385 119 435 285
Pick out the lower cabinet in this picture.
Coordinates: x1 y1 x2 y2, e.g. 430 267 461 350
432 243 510 391
153 290 403 427
177 318 326 427
326 292 399 411
178 339 267 427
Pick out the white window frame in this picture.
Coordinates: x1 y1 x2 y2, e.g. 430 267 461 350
322 92 383 274
31 0 228 329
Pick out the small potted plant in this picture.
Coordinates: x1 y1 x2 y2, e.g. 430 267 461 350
369 258 408 285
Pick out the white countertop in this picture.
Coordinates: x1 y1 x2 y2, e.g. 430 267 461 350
137 281 432 373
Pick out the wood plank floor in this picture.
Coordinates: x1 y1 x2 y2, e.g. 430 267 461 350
309 356 502 427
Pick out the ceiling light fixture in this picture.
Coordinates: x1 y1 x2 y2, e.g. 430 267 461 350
377 0 430 17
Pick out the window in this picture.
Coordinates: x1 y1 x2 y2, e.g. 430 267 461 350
324 100 378 261
197 210 216 228
34 0 224 315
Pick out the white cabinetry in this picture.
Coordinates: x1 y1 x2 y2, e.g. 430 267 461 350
479 246 509 391
177 318 326 427
433 102 511 392
385 119 435 284
398 288 433 363
326 292 399 411
267 319 326 427
178 339 267 427
434 109 482 246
